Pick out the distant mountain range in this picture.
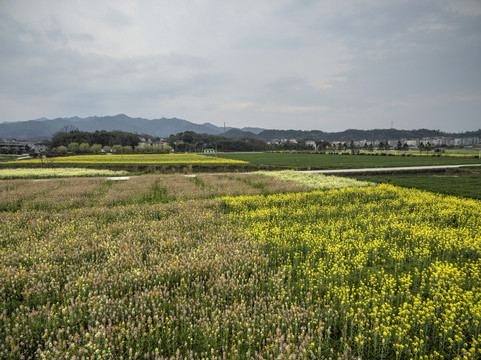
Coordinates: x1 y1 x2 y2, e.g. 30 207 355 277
0 114 255 140
0 114 479 141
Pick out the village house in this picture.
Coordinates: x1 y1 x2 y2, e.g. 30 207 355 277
304 140 317 149
30 141 49 153
0 139 27 153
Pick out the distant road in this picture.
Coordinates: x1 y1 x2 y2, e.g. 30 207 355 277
304 164 481 175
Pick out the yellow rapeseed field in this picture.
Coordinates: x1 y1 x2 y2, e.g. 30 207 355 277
5 153 248 165
223 184 481 359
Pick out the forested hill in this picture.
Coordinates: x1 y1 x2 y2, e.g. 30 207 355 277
464 129 481 137
1 113 479 141
255 128 479 141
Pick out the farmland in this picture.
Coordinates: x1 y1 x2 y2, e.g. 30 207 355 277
0 168 129 180
355 170 481 200
0 155 22 162
3 154 248 167
216 152 481 169
1 170 480 359
223 185 481 359
3 152 481 174
259 170 375 189
0 174 307 212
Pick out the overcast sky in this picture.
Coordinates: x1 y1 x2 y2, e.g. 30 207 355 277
1 0 480 132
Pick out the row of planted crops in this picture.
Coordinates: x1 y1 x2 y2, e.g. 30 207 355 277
0 171 480 359
2 154 248 166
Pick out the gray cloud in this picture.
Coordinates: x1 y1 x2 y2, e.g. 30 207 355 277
102 8 134 29
0 0 480 132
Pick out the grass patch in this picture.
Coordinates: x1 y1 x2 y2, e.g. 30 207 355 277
0 154 23 162
234 176 270 195
191 176 208 189
141 181 173 204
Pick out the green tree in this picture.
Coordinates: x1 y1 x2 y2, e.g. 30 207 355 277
418 142 425 153
153 145 164 153
402 143 409 152
91 144 102 154
143 144 153 153
112 145 122 153
396 140 403 151
68 142 79 154
79 143 90 153
102 146 111 153
122 145 133 154
57 146 68 156
425 141 433 152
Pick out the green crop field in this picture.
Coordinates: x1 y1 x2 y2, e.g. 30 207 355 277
0 155 22 162
355 171 481 200
216 152 481 169
1 171 480 359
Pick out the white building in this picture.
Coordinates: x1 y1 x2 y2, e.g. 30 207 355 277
305 140 317 149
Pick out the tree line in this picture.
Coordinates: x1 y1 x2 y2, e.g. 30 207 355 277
46 129 440 156
50 143 172 156
50 129 141 148
167 131 326 152
167 131 267 152
50 128 171 155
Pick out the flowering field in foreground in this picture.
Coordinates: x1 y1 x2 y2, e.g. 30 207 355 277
0 181 480 359
259 170 375 189
0 168 128 179
5 154 247 165
223 185 481 359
